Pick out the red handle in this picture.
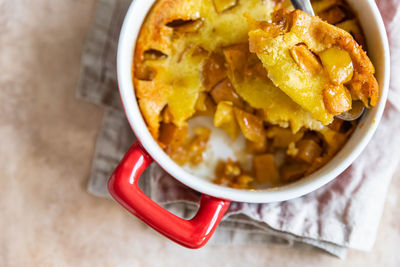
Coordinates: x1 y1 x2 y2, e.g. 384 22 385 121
108 142 231 249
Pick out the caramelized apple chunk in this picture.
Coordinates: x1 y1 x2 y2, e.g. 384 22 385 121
253 154 279 184
319 47 354 84
195 92 216 116
294 139 323 164
323 84 352 115
203 53 227 92
195 92 208 112
234 107 266 144
304 120 356 175
214 101 240 139
210 78 244 107
280 162 310 182
290 44 322 76
159 123 188 150
223 43 249 81
319 126 349 156
267 127 304 148
246 139 268 154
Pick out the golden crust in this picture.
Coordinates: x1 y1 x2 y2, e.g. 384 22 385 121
135 80 169 138
135 0 201 59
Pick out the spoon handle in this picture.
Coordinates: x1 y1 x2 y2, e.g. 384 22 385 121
290 0 315 16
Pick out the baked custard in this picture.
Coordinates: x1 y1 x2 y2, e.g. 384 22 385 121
133 0 379 189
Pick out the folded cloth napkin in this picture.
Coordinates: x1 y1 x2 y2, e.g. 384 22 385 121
77 0 400 258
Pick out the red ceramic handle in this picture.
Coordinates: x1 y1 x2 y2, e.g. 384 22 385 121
108 142 231 249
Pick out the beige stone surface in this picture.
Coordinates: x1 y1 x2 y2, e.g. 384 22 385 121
0 0 399 266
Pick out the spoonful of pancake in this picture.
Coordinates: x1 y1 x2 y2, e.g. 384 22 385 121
250 2 377 122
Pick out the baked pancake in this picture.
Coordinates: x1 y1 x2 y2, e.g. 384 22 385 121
134 0 278 138
134 0 323 138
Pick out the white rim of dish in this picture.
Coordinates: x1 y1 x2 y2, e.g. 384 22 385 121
116 0 390 203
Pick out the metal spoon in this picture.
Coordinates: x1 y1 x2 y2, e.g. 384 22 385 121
289 0 365 121
290 0 315 15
